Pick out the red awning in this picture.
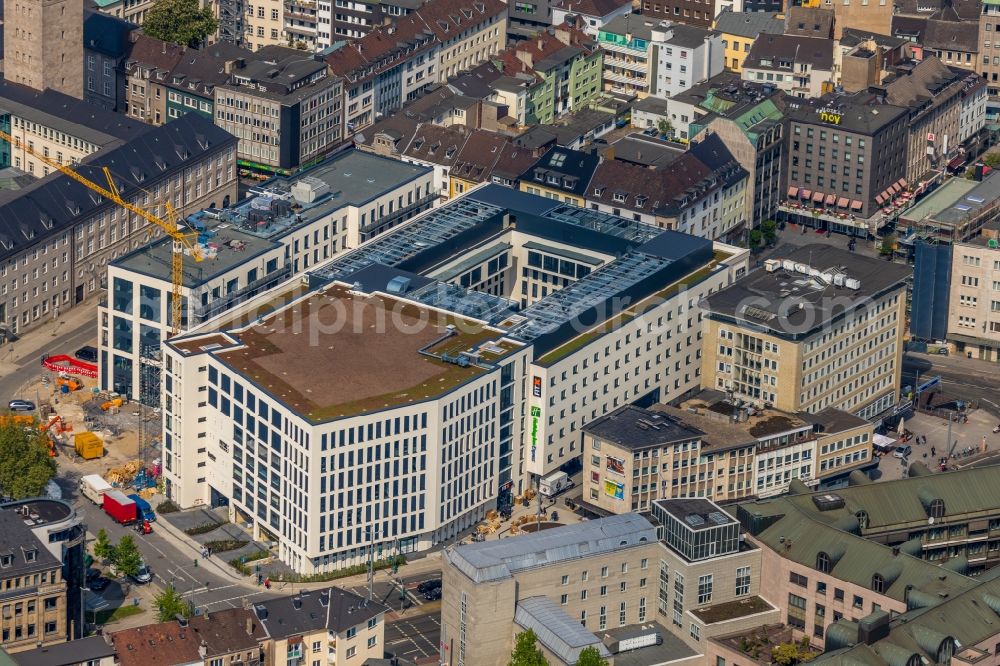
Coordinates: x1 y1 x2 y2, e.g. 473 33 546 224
898 177 908 187
850 200 863 210
947 155 965 169
891 183 901 194
875 193 885 205
825 194 837 205
788 186 799 198
800 189 813 199
813 191 824 202
837 197 849 208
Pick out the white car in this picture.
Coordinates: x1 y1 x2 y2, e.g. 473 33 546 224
893 445 912 459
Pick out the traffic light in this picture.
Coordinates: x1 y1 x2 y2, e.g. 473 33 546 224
193 559 198 568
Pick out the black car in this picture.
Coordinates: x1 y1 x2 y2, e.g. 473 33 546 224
417 579 442 594
423 587 443 601
75 346 98 363
88 577 110 592
85 568 102 583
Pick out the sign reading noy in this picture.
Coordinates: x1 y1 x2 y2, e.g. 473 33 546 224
818 109 841 125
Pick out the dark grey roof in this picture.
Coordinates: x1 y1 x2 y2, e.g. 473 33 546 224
0 80 149 145
255 588 388 638
744 34 833 71
11 635 116 666
0 510 61 580
702 243 911 340
0 113 235 264
688 133 748 187
802 407 871 434
83 9 136 58
663 23 715 49
653 498 737 531
922 16 978 52
714 8 784 38
839 27 908 50
518 147 599 196
583 405 702 450
221 48 337 103
784 94 908 136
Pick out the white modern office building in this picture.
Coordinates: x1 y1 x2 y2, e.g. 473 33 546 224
162 185 748 573
99 150 435 401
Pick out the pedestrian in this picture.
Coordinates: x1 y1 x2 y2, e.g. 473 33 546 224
931 446 936 456
264 578 271 589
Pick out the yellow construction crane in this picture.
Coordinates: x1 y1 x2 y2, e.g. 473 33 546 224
0 130 204 335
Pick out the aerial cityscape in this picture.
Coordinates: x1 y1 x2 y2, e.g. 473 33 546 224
0 0 999 663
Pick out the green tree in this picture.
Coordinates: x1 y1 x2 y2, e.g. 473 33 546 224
760 219 778 244
575 646 608 666
142 0 218 47
154 584 192 622
878 234 896 256
0 420 56 499
93 528 113 561
509 629 548 666
771 638 817 666
111 535 143 578
657 118 674 137
983 153 1000 168
748 228 763 250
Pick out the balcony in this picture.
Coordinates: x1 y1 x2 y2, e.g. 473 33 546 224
604 55 647 72
599 40 646 55
285 22 317 34
604 69 647 87
192 263 292 323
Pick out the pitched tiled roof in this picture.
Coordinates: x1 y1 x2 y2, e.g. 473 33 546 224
783 5 834 39
450 131 507 181
326 0 506 83
922 16 978 53
587 154 718 215
111 608 266 666
403 123 471 166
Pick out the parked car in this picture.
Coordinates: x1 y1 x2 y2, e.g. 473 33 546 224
85 568 102 583
893 444 912 459
423 587 443 601
88 577 110 592
7 400 35 411
417 579 442 594
75 346 98 362
132 564 152 584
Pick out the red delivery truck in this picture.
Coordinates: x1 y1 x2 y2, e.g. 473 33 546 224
103 490 138 525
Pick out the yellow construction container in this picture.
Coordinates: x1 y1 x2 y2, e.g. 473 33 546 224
74 432 104 460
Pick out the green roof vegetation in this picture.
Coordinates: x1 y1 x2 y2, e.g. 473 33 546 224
691 596 775 624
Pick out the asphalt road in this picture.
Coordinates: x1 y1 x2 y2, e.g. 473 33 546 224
385 607 443 665
901 352 1000 417
0 317 95 400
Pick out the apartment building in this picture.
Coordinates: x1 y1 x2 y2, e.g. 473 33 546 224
582 400 874 512
713 9 783 73
0 82 147 178
700 244 910 420
598 15 723 99
160 185 748 571
779 94 910 237
83 10 135 112
442 514 662 665
8 635 116 666
110 609 266 666
215 47 343 172
0 512 68 653
254 589 387 666
882 57 976 185
91 0 155 26
325 0 507 137
680 81 785 233
518 147 600 205
584 134 749 242
635 0 714 27
742 34 834 99
3 0 83 99
124 36 253 127
0 115 237 343
100 150 433 400
491 23 604 125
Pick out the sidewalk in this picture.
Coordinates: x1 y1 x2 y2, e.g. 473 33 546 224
152 510 248 583
0 298 98 375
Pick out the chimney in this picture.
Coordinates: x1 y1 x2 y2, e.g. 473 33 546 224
198 641 208 660
245 617 254 636
292 596 303 610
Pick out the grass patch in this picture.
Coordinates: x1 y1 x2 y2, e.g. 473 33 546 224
94 604 145 625
184 522 223 536
229 549 271 575
156 500 180 514
204 539 249 553
273 555 407 583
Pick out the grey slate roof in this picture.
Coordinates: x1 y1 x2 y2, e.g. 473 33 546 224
445 514 657 583
0 510 61 578
83 9 136 58
255 587 388 638
713 9 784 38
0 80 148 145
744 33 834 70
514 597 612 664
12 635 116 666
0 113 234 264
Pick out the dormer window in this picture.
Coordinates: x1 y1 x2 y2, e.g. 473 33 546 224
23 549 36 563
871 573 885 593
546 175 560 185
613 192 627 203
635 195 648 208
0 554 12 568
593 186 605 196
